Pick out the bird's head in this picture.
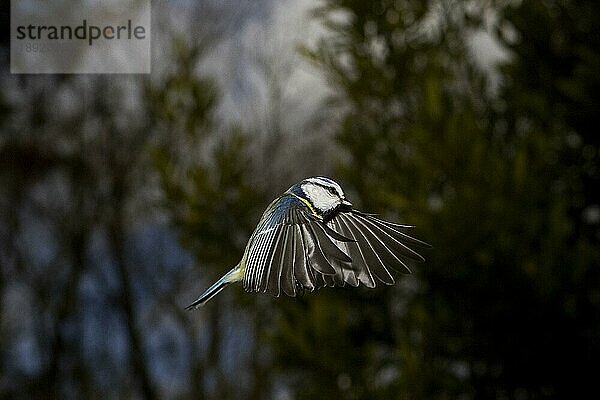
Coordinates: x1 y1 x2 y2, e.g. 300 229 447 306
288 177 352 218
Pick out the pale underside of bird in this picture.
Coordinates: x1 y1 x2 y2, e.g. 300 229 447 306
186 177 428 309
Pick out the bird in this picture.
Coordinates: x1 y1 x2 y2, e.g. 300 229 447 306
186 177 428 309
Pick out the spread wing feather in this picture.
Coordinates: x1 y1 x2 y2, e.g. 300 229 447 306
329 215 376 288
242 195 427 296
292 224 313 291
338 213 395 284
328 210 429 287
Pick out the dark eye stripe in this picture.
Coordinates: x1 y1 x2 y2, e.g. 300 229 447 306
306 177 344 198
313 182 337 195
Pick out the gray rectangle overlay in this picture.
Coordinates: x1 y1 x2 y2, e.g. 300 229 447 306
11 0 151 74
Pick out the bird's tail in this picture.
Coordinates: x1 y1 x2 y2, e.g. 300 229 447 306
185 266 239 309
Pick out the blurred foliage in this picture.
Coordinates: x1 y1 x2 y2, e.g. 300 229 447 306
157 1 599 399
267 0 598 399
151 1 600 399
146 38 272 399
498 0 600 239
146 37 266 280
2 1 599 400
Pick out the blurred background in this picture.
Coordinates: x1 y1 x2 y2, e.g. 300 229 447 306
1 0 599 399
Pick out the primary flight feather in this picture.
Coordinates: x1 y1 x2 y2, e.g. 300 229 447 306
186 177 428 308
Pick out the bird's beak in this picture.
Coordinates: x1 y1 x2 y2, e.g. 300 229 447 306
341 199 353 208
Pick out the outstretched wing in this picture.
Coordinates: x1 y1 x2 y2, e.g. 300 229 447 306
243 195 428 296
243 195 356 296
327 210 429 288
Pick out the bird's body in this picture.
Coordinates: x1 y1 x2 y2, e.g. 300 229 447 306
186 177 427 309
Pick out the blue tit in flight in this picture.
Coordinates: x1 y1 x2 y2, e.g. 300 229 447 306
186 177 428 309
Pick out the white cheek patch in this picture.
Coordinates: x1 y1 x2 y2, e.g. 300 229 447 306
301 183 340 212
307 177 345 198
